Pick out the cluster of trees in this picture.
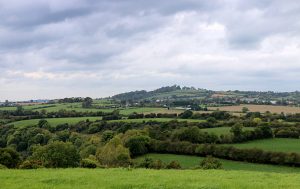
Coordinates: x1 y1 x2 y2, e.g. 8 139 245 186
127 110 231 121
230 124 273 142
58 97 84 103
274 127 300 138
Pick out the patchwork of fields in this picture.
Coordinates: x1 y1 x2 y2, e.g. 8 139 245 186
0 104 183 115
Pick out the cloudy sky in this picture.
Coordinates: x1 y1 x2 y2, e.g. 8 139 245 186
1 0 300 100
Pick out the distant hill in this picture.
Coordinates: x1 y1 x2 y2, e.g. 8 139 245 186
112 85 300 105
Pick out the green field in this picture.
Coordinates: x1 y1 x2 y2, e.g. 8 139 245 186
135 153 300 173
226 138 300 153
1 168 300 189
8 117 102 127
110 118 206 123
201 127 254 135
0 104 182 115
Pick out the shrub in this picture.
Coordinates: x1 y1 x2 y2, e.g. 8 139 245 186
80 158 98 168
0 148 21 168
101 130 115 143
0 164 7 169
19 160 43 169
149 159 165 169
180 110 193 119
199 156 223 169
136 157 154 168
136 158 166 169
166 161 181 169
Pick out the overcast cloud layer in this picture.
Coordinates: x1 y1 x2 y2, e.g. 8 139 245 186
1 0 300 100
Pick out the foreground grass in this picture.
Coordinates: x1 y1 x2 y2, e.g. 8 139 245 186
1 168 300 189
227 138 300 153
135 153 300 173
8 117 101 127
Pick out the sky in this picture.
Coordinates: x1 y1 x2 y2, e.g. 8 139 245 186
1 0 300 100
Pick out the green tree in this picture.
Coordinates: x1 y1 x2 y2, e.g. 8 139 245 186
180 110 193 119
0 148 21 168
96 137 131 167
242 107 249 113
101 130 115 143
230 123 244 142
38 119 50 129
82 97 93 108
30 141 80 168
124 135 150 156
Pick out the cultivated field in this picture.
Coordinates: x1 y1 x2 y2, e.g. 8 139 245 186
135 153 300 173
227 138 300 153
209 104 300 114
1 168 300 189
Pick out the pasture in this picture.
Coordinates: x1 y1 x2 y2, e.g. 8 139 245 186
110 118 206 123
8 117 101 128
209 104 300 114
201 127 254 135
227 138 300 153
1 168 300 189
135 153 300 173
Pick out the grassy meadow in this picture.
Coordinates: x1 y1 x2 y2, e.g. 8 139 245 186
110 118 206 123
8 117 101 127
226 138 300 153
1 168 300 189
135 153 300 173
201 127 254 135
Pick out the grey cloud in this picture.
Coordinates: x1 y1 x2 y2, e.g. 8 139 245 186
1 0 300 100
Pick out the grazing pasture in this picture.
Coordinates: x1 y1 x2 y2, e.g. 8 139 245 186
209 104 300 114
201 127 254 135
8 117 101 128
227 138 300 153
1 168 300 189
110 118 206 123
135 153 300 173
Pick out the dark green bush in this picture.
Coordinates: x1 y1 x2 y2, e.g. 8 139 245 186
166 161 181 169
199 156 223 169
19 160 43 169
0 148 21 168
0 164 7 169
80 158 98 168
